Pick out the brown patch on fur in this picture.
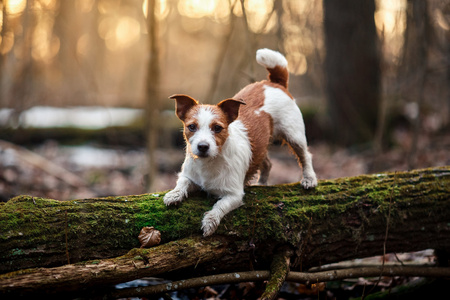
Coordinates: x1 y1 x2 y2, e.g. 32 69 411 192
206 105 231 152
218 98 246 124
232 81 273 182
170 94 199 121
267 66 289 88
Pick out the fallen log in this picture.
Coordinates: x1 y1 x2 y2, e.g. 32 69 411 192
0 167 449 297
0 237 236 297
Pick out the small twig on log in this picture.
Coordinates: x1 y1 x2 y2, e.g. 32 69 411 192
260 246 293 300
106 266 450 299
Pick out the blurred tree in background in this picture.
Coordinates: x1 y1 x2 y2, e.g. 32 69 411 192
0 0 449 193
323 0 381 146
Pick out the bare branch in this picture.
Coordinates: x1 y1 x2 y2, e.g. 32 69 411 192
260 246 293 300
107 266 450 299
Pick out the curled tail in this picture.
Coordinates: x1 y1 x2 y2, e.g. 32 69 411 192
256 48 289 88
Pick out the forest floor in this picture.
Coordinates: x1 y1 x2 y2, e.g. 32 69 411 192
0 129 448 202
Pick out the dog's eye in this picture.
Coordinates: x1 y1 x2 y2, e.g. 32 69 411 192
213 125 223 133
187 124 197 132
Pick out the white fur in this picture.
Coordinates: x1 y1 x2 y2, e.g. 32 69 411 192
188 107 220 158
164 120 252 236
261 85 317 188
256 48 288 69
261 85 306 141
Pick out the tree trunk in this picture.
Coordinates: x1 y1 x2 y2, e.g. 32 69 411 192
323 0 381 145
1 167 449 296
400 0 430 169
145 0 161 192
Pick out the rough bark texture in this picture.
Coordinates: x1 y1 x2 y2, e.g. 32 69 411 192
323 0 381 145
1 167 449 296
0 237 238 297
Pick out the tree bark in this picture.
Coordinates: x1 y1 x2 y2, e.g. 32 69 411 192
145 0 161 192
400 0 430 169
0 237 237 297
0 167 449 296
323 0 381 145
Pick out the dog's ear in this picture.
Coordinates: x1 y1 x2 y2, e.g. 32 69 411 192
217 98 246 124
169 94 199 121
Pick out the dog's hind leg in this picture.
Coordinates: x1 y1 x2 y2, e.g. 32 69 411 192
288 142 317 189
257 155 272 185
261 85 317 189
275 109 317 189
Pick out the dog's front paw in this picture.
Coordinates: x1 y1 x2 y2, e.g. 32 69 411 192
163 190 185 206
301 175 317 189
201 210 221 237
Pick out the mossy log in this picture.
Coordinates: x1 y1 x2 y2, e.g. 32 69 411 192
0 167 449 295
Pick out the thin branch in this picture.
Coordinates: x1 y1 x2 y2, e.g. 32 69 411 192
108 271 271 299
260 246 293 300
107 266 450 299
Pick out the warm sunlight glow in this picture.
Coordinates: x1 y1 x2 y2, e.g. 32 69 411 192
32 16 60 63
35 0 58 10
178 0 217 19
375 0 406 61
375 0 406 36
245 0 274 32
99 16 141 51
143 0 169 20
175 0 274 31
76 34 89 57
0 31 14 55
286 52 308 76
435 9 450 31
76 0 95 13
5 0 27 15
233 0 275 33
116 17 140 45
97 0 118 15
210 0 231 23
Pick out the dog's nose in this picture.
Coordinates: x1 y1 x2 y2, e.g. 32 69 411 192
197 143 210 154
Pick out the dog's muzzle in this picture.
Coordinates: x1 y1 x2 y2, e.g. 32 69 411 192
197 142 210 157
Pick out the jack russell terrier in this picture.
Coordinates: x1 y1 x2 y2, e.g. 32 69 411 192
164 48 317 236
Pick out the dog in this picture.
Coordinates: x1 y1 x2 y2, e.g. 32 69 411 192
164 48 317 236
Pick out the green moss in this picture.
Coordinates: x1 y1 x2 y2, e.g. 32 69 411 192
1 166 448 273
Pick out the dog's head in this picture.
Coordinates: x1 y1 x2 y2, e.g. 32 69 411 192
170 94 246 159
